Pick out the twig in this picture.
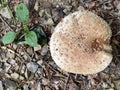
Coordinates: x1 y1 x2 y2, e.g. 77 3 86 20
0 15 13 30
44 61 67 77
43 61 60 72
64 73 70 90
0 46 23 60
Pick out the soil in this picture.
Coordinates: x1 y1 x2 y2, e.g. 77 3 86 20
0 0 120 90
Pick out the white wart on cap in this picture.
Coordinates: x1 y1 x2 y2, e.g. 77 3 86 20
50 10 113 74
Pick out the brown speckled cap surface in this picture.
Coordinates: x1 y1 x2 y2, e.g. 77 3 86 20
50 10 113 74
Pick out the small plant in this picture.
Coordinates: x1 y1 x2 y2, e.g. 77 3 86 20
2 3 38 47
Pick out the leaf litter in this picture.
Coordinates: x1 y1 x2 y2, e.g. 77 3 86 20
0 0 120 90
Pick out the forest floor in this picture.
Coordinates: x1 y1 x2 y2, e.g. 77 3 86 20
0 0 120 90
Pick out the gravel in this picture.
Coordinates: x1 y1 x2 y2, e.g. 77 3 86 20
11 72 19 79
0 81 3 90
0 0 120 89
0 7 12 19
5 79 17 90
34 45 41 51
41 44 48 56
27 62 39 73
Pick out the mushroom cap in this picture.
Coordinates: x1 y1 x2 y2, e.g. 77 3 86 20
50 10 113 74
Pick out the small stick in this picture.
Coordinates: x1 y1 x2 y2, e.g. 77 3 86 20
44 61 67 77
0 15 13 30
44 61 61 73
64 73 70 90
0 46 23 60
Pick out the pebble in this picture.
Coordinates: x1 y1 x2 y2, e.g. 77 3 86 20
110 83 115 88
42 78 50 85
19 75 24 80
0 68 2 72
34 45 41 51
5 73 11 78
14 64 19 71
46 18 54 25
34 0 39 11
41 44 48 56
117 3 120 10
37 68 42 74
23 84 29 90
13 44 17 49
51 26 55 34
20 65 26 74
35 54 39 59
39 10 45 17
8 59 16 65
27 62 39 73
113 79 120 90
0 56 2 61
45 86 51 90
23 54 28 60
28 74 34 80
0 81 3 90
0 7 12 19
45 9 51 17
106 89 114 90
27 48 33 55
4 63 11 72
5 79 17 90
20 52 25 55
37 60 43 65
77 6 85 11
102 82 108 88
37 82 42 90
63 6 72 14
17 89 22 90
6 51 15 59
1 52 7 60
11 73 19 79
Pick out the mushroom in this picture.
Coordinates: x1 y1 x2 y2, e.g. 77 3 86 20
50 10 113 74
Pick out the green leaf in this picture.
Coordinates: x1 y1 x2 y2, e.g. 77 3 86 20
23 24 29 31
25 31 38 47
2 31 17 45
16 3 29 23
